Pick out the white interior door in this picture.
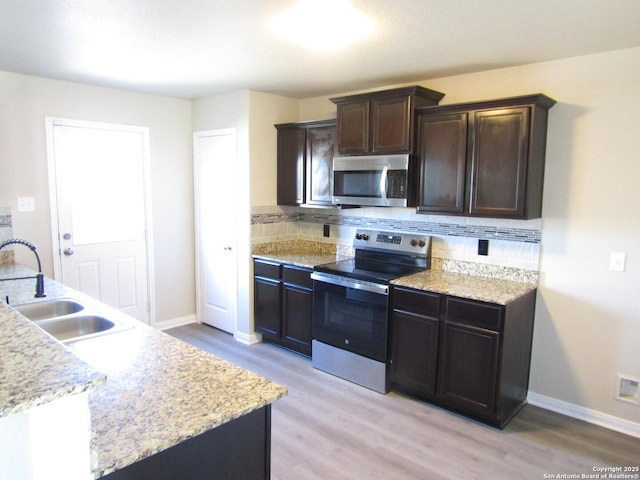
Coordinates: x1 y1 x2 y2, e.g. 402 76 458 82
46 118 152 324
194 129 238 333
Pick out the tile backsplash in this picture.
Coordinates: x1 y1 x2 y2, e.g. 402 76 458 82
251 205 541 282
0 207 14 264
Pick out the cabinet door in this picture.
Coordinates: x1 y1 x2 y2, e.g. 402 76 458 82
254 276 282 336
438 321 500 417
277 127 305 205
469 107 530 217
282 284 313 355
372 95 411 153
306 124 336 206
417 112 468 214
336 100 369 154
389 309 440 396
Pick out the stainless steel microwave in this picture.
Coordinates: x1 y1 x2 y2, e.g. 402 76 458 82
332 154 415 207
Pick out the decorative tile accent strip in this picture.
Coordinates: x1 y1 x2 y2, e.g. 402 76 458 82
250 210 541 243
251 212 300 225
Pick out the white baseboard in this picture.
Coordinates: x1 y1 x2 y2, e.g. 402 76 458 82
234 331 262 345
155 314 196 331
528 391 640 438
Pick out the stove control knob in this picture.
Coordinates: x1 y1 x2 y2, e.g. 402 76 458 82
362 234 369 241
355 233 362 240
418 239 426 248
410 239 417 247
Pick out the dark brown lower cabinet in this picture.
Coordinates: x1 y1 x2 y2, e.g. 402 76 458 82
438 321 500 417
388 288 440 397
103 406 271 480
282 282 313 354
254 259 312 356
389 286 536 428
254 276 281 338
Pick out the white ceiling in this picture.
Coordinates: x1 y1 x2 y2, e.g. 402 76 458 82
1 0 640 99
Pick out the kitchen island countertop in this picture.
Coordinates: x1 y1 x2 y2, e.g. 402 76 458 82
0 265 105 418
0 265 287 478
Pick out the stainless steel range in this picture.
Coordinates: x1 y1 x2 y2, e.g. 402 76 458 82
311 229 431 393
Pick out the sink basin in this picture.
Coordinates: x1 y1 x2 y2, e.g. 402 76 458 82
14 297 134 342
14 298 85 321
36 315 119 342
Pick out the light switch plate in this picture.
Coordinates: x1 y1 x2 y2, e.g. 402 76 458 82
17 196 35 212
609 252 626 272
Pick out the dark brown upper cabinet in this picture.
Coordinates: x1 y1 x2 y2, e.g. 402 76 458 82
275 119 336 207
416 94 556 219
330 86 445 155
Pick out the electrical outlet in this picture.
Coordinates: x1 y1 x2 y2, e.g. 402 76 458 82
609 252 626 272
478 239 489 256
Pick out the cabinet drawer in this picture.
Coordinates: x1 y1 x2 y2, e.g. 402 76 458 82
445 297 502 331
392 287 440 317
254 260 281 279
283 265 312 289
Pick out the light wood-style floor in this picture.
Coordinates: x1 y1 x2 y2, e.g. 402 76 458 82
167 324 640 480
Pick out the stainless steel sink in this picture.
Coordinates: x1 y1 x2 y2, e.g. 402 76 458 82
36 315 118 342
14 298 85 321
13 297 134 343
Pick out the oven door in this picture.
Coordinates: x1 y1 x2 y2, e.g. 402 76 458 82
312 273 389 362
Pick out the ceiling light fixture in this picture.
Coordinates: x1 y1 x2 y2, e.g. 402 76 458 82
270 0 374 52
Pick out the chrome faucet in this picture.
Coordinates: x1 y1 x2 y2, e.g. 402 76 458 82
0 238 46 298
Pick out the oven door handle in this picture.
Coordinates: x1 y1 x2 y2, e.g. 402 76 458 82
311 272 389 295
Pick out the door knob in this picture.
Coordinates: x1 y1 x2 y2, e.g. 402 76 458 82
63 248 74 256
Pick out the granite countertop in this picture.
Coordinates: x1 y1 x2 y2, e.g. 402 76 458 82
70 321 287 478
252 239 351 268
0 265 105 418
252 240 536 304
253 251 349 269
0 302 105 417
391 270 536 305
0 265 288 478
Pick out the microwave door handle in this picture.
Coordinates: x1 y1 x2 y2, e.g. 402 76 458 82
379 166 389 204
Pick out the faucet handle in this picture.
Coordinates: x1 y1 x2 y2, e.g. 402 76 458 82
35 273 46 298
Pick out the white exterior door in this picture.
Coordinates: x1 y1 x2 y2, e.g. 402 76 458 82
46 118 152 324
194 129 238 334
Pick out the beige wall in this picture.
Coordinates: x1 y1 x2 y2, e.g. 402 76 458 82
0 71 193 325
248 91 299 207
298 47 640 428
192 91 298 340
